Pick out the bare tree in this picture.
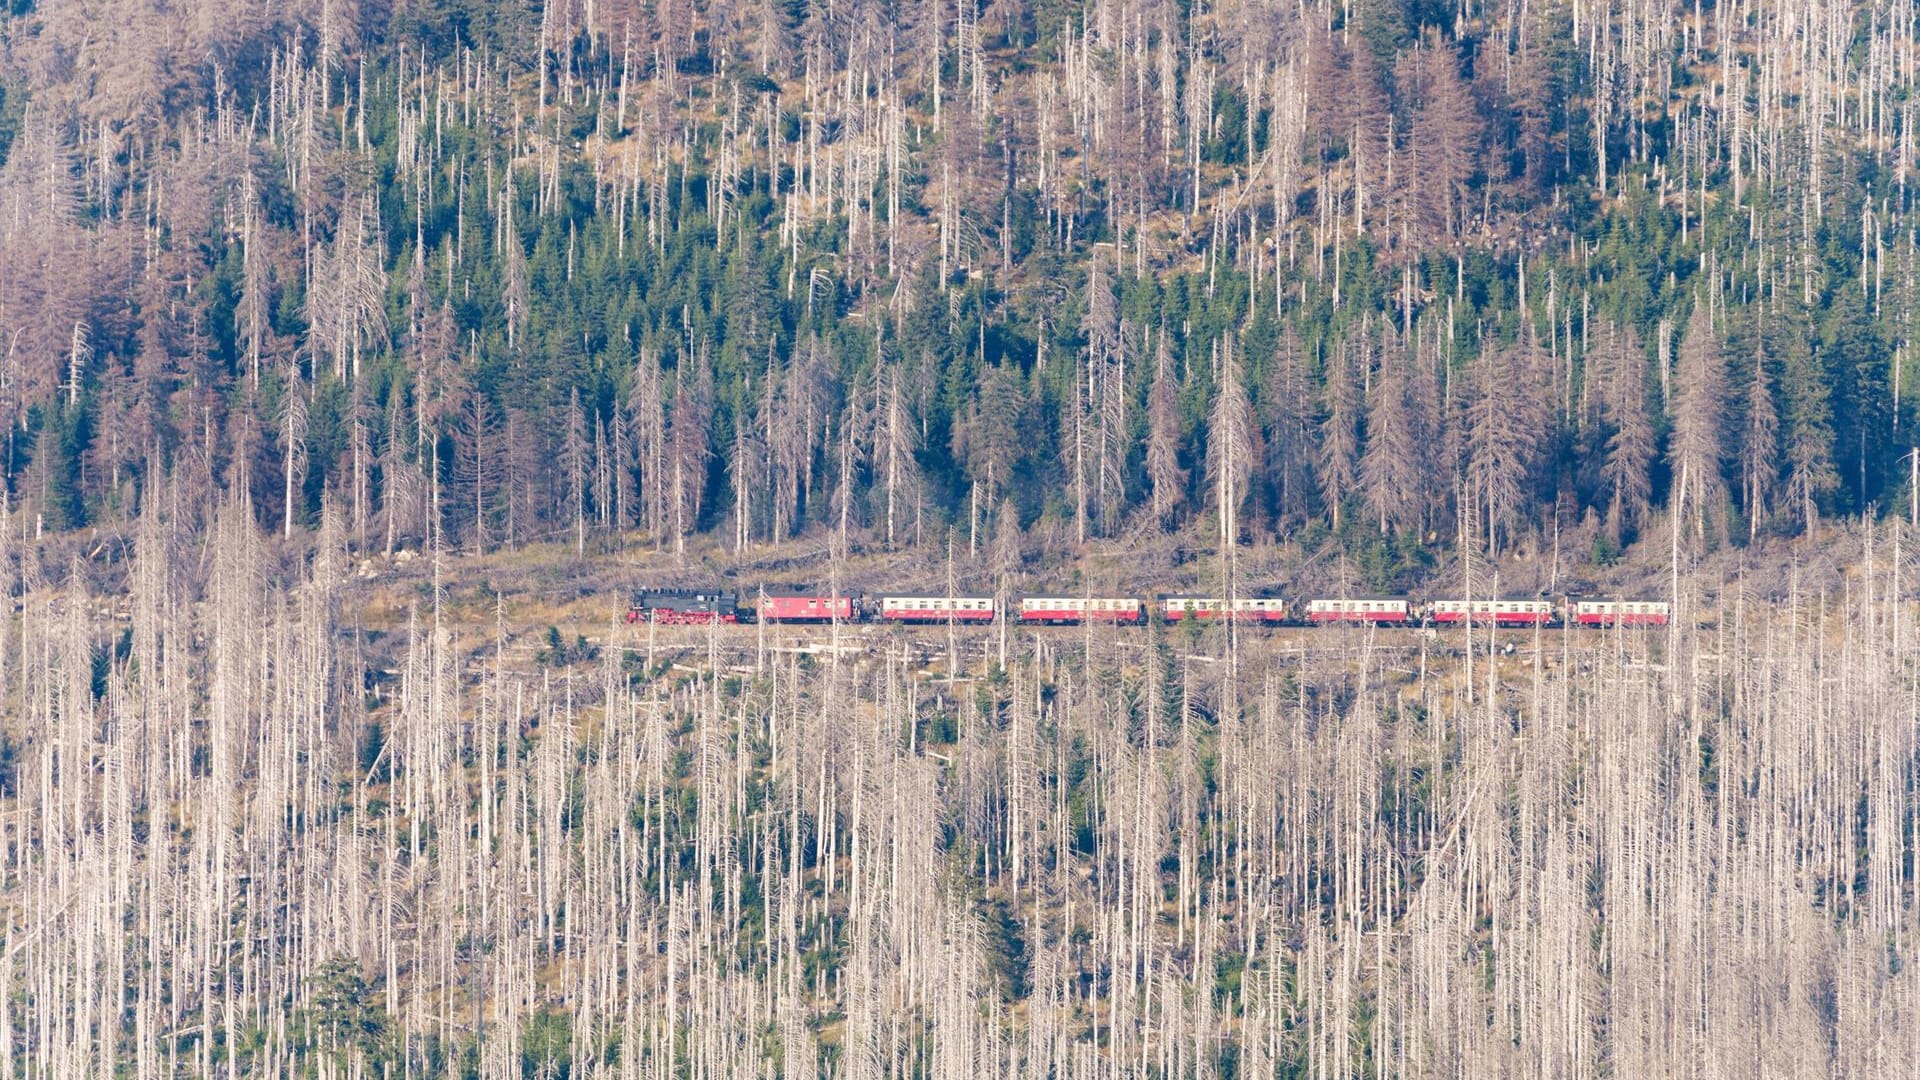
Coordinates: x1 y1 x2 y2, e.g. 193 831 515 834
1741 341 1780 539
629 348 669 542
1467 331 1547 552
236 171 273 387
1081 262 1129 533
667 355 715 556
1320 324 1367 528
730 399 766 554
875 358 921 550
1145 329 1187 529
1066 363 1091 544
1669 299 1728 542
1207 337 1255 554
1360 330 1422 534
308 187 390 382
280 371 309 537
380 386 425 555
453 392 500 553
1591 320 1655 540
563 387 590 556
1413 34 1482 245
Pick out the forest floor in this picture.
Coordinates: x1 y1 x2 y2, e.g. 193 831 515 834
320 526 1780 700
28 510 1869 697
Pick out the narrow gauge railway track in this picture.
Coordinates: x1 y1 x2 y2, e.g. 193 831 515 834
606 619 1687 666
408 615 1684 689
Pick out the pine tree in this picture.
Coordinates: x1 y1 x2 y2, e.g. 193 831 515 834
1261 327 1320 528
667 355 715 556
629 349 668 542
1597 325 1655 542
1670 299 1729 542
1346 43 1391 236
453 392 500 553
1145 330 1187 529
1413 34 1480 245
1741 340 1780 539
1320 324 1367 529
875 359 921 550
1360 331 1421 535
1781 322 1839 535
1467 331 1547 552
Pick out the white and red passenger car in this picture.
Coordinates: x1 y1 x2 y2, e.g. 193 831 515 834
879 596 997 623
1160 597 1288 622
1018 597 1146 624
1306 598 1413 624
1570 599 1670 627
1429 599 1555 627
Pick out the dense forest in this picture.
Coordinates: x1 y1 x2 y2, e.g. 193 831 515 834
3 0 1917 571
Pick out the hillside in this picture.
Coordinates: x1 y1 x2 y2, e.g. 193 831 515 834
7 0 1920 1076
9 503 1920 1077
0 0 1914 572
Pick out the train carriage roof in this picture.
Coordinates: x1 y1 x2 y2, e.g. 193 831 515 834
755 585 855 597
1155 590 1286 600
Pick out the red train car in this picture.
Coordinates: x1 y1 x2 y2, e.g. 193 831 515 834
758 593 859 622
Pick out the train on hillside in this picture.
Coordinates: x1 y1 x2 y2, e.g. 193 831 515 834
624 589 1671 629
